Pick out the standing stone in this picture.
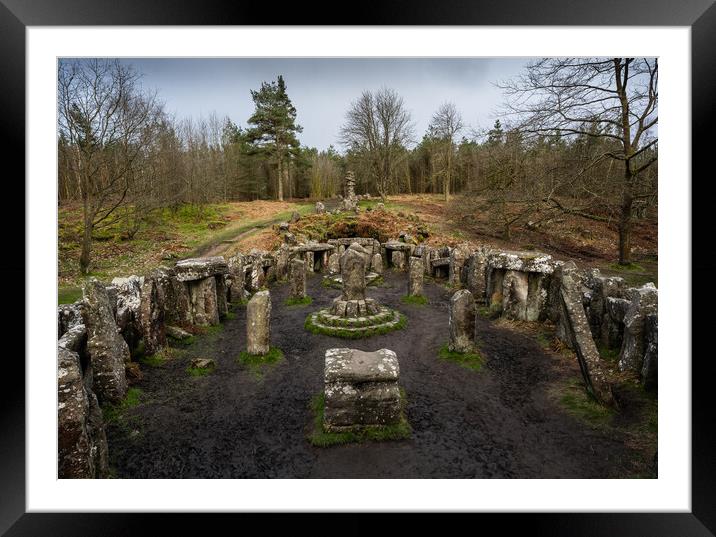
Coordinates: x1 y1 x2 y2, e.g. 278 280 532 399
371 252 383 274
153 267 192 328
340 243 367 301
619 283 658 373
449 289 475 353
58 346 108 478
502 270 529 320
327 252 340 274
83 279 129 404
323 348 401 431
392 250 406 270
315 201 326 214
246 290 271 356
449 244 471 286
466 249 488 303
188 276 220 326
641 314 658 390
305 251 315 273
289 258 307 299
139 275 166 356
290 211 301 223
215 275 229 317
408 257 424 297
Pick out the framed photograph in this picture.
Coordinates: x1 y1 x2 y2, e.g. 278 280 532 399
6 0 713 534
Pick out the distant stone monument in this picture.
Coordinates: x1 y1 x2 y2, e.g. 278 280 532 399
339 171 358 212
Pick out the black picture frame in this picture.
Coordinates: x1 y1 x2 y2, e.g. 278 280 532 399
4 1 713 535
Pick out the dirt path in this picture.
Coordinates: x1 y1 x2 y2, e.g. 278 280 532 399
107 271 635 478
197 226 264 258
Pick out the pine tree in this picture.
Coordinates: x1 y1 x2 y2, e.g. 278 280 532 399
245 75 302 201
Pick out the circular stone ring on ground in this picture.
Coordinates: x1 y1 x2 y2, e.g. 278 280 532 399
305 307 406 338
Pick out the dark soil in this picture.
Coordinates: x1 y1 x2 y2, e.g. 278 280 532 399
107 270 642 478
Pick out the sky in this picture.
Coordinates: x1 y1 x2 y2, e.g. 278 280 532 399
115 58 530 151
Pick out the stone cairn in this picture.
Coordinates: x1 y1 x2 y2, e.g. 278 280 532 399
339 171 358 212
323 348 402 431
246 290 271 356
306 242 403 337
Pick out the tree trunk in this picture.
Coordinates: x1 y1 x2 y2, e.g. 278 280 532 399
276 151 284 202
283 160 290 200
444 141 452 202
80 197 93 275
618 187 633 265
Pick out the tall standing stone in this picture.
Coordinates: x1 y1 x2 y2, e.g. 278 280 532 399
83 279 129 404
246 290 271 356
408 257 424 297
619 283 658 373
139 275 166 355
289 258 307 299
449 244 471 286
449 289 475 353
340 243 367 301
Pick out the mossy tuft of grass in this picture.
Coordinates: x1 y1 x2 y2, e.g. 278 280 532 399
609 262 645 272
285 295 313 307
58 286 83 305
308 391 412 447
438 343 484 371
102 387 143 423
224 311 237 320
186 363 216 377
400 294 428 306
559 380 614 427
237 346 284 377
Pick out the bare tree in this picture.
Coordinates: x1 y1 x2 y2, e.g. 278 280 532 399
339 87 414 201
428 102 464 201
499 58 658 264
58 59 164 274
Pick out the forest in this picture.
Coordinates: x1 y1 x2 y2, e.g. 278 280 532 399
58 58 657 275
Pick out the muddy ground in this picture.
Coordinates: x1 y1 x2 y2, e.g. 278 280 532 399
107 270 649 478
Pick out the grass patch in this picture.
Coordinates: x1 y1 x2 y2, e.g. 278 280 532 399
559 380 614 428
598 345 620 362
475 304 493 318
102 387 143 424
609 262 645 272
285 295 313 307
194 323 224 337
58 286 83 305
400 294 428 306
305 312 407 339
139 346 180 367
237 346 284 377
308 391 412 447
186 362 216 377
224 311 237 320
438 343 484 371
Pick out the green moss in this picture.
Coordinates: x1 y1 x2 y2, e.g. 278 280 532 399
308 391 412 447
102 387 143 423
186 362 216 377
58 286 83 305
305 313 407 339
224 311 237 320
400 294 428 306
598 345 620 362
559 380 614 427
237 346 284 377
609 262 645 272
438 343 484 371
285 296 313 307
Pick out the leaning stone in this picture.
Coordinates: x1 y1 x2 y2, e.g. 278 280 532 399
58 346 108 478
619 284 658 373
323 348 401 431
449 290 475 353
408 257 424 296
83 279 129 404
559 269 615 406
289 258 307 299
315 201 326 214
246 290 271 355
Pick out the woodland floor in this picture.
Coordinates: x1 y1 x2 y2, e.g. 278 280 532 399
105 270 657 479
